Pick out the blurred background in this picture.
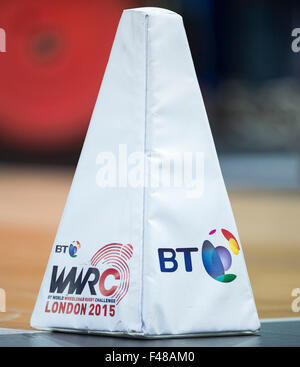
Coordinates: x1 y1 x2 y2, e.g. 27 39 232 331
0 0 300 329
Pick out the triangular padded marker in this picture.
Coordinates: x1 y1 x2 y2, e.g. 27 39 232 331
31 7 260 337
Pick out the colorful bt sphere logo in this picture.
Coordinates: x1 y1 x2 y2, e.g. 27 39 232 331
202 229 240 283
69 241 81 258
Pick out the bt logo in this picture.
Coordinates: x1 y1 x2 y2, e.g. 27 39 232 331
55 241 81 258
158 228 240 283
69 241 81 258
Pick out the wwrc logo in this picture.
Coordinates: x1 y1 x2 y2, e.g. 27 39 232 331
50 243 133 305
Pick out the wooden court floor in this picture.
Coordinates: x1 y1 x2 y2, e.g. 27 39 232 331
1 165 300 330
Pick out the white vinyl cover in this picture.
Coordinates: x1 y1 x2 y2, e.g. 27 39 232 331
31 7 260 337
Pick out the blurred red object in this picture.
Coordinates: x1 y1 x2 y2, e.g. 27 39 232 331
0 0 134 152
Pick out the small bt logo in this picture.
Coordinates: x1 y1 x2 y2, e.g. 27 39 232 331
69 241 81 258
55 241 81 258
